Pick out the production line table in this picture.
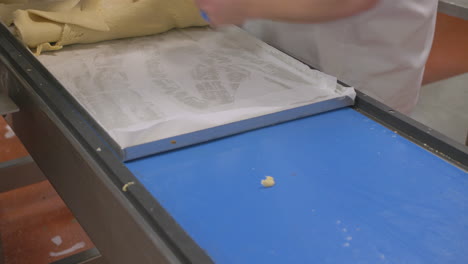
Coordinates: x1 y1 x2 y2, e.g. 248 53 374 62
0 23 467 264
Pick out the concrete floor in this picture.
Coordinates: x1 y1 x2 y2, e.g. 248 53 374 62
411 73 468 145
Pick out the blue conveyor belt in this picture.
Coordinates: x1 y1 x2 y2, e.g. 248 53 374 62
127 108 468 264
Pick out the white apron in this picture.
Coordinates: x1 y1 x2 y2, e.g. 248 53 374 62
244 0 438 114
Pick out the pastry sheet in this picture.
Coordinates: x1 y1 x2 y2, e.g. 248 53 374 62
38 26 356 160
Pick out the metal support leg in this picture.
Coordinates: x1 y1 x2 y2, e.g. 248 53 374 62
0 233 4 264
0 156 46 193
49 248 105 264
0 93 18 116
465 131 468 146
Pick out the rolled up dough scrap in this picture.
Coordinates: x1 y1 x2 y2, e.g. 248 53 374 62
261 176 275 188
3 0 207 54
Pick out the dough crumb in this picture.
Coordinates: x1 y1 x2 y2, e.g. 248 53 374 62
261 176 275 188
122 181 135 192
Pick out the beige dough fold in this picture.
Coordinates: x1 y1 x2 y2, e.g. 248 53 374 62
0 0 80 25
0 0 207 54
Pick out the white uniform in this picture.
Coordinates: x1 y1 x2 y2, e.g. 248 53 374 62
244 0 438 114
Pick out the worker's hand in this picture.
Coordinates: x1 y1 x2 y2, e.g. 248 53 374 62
194 0 251 26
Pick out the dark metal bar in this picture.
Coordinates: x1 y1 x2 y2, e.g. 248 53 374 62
0 156 46 193
50 248 103 264
354 90 468 170
0 93 18 115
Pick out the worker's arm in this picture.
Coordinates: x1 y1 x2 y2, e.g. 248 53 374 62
195 0 379 26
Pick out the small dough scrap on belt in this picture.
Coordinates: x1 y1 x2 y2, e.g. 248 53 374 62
1 0 207 54
261 176 275 188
